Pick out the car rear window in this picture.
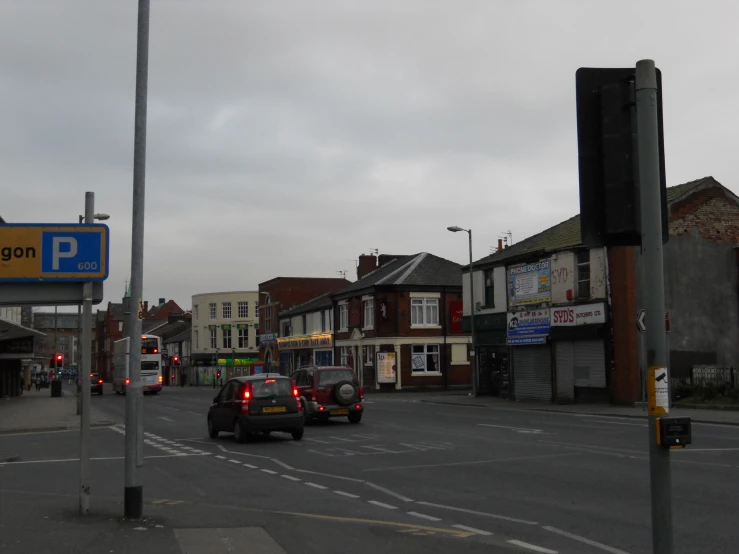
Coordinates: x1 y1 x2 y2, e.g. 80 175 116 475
318 370 355 386
251 378 293 398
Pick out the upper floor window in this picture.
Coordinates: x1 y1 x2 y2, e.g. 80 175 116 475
577 251 591 299
209 327 217 348
282 320 291 337
238 327 249 348
411 298 439 327
255 301 259 318
237 301 249 318
194 330 199 350
222 302 232 319
484 269 495 308
302 314 307 335
339 304 349 330
363 300 374 329
193 305 199 320
209 303 216 319
222 326 232 349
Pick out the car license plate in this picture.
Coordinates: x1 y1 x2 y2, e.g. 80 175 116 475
262 406 286 413
331 409 349 416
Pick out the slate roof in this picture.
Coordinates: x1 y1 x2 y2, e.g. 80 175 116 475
165 327 192 344
149 320 190 341
466 177 724 270
108 303 124 321
334 253 463 298
280 292 334 318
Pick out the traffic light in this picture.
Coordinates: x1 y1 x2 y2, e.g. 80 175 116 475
575 67 667 247
54 354 64 366
172 356 180 366
216 371 221 379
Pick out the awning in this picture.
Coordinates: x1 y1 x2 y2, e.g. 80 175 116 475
0 319 44 341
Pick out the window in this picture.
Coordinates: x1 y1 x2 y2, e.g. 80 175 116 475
363 300 374 329
118 321 123 332
340 346 351 366
411 298 439 326
318 369 356 386
265 302 272 332
194 330 199 350
364 345 375 365
194 305 199 320
339 304 348 330
222 302 232 319
255 333 260 347
255 301 259 318
237 301 249 318
281 320 291 337
238 327 248 348
301 315 307 334
577 251 591 299
209 303 216 319
209 328 217 348
321 310 326 332
222 327 232 349
411 344 440 373
484 269 495 307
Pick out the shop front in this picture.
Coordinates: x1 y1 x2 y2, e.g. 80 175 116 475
277 333 334 374
463 312 509 397
507 309 552 402
550 303 608 403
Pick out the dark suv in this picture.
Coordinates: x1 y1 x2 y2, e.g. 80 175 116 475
91 373 103 395
207 374 304 443
292 366 364 424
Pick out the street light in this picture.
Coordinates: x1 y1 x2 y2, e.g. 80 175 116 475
448 225 477 397
78 213 110 223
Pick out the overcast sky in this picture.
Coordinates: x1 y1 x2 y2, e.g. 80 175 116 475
2 0 737 313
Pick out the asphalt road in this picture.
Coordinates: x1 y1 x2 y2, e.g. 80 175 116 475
2 384 738 554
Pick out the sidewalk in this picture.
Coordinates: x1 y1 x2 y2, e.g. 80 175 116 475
0 385 117 435
377 389 739 426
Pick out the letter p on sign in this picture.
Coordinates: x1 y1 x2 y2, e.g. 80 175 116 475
52 237 78 270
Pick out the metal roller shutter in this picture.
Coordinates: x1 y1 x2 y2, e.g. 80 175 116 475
573 340 606 388
513 346 552 401
554 341 575 401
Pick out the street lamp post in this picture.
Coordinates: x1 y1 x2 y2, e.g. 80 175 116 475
448 226 477 397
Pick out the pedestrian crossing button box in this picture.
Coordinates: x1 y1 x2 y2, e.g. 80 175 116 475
657 417 691 449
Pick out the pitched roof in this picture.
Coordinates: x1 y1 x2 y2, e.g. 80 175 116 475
150 320 191 341
467 177 726 270
335 253 462 297
280 292 334 318
108 303 124 321
165 328 192 344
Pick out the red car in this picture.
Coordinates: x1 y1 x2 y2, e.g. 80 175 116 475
292 366 364 424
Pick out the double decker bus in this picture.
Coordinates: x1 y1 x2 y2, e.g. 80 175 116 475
112 334 163 395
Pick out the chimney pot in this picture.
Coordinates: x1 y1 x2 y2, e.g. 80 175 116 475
357 254 378 280
497 239 503 251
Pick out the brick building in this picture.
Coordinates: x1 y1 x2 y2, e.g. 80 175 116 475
332 253 471 390
462 176 739 405
258 277 351 374
95 302 124 381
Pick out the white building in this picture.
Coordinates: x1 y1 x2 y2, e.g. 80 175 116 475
190 291 260 377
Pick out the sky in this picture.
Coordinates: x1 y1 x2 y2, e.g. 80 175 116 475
2 0 738 313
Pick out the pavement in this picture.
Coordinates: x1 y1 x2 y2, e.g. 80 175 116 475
2 383 738 553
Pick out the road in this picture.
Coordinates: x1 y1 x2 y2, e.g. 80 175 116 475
2 384 738 553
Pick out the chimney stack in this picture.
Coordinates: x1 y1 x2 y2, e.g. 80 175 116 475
143 300 149 312
158 297 165 305
357 254 378 280
497 239 503 252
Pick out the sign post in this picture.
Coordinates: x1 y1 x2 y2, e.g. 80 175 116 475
635 59 673 554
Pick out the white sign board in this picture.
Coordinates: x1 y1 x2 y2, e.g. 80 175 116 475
376 351 397 384
550 303 607 327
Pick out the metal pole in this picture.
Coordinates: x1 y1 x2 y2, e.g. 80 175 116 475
125 0 150 521
77 305 81 414
79 192 94 515
468 230 477 397
54 306 58 375
635 58 673 554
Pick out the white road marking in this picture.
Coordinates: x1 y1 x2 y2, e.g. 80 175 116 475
333 490 360 498
272 458 295 470
415 501 538 525
244 464 258 469
304 438 334 444
407 511 441 522
305 482 328 490
281 474 301 481
294 469 364 482
228 459 241 464
0 453 204 465
215 455 226 460
362 452 578 472
365 482 414 502
542 525 631 554
478 424 546 434
368 500 398 510
452 524 493 536
261 469 278 475
678 447 739 452
507 539 557 553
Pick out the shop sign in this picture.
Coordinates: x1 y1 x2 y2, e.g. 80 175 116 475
277 333 333 350
0 336 34 355
376 351 397 384
508 260 551 308
550 303 606 327
221 324 231 330
507 309 550 345
217 357 258 367
450 301 463 333
260 332 278 345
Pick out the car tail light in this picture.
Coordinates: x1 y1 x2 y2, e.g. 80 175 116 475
242 385 251 414
297 400 303 412
125 379 130 385
98 380 103 384
355 404 362 410
265 379 276 383
158 375 163 383
311 392 316 401
293 387 299 397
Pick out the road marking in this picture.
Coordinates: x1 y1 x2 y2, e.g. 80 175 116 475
362 452 578 472
215 455 226 460
281 474 301 481
294 469 364 482
305 482 328 490
0 453 208 465
452 524 492 536
228 460 241 464
368 500 398 510
271 458 295 470
678 447 739 452
365 481 414 502
415 501 538 525
244 464 258 469
261 469 277 475
334 490 360 499
542 525 631 554
408 511 441 522
507 539 557 553
478 424 546 434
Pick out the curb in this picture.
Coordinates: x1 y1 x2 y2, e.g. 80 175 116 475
0 421 117 435
417 399 739 426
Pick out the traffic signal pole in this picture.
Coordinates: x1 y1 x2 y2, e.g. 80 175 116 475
636 59 673 554
125 0 150 521
79 192 94 515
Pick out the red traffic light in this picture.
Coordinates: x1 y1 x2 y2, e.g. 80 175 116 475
172 356 179 364
56 354 63 362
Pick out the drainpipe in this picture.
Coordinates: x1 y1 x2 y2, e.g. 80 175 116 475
442 287 448 390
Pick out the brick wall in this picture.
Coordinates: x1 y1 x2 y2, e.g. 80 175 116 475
607 246 639 404
669 187 739 243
